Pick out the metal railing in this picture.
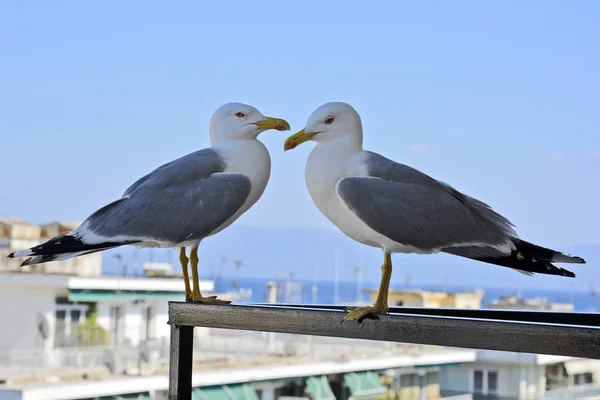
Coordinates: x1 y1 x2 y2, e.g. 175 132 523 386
545 382 600 400
167 302 600 400
0 324 432 382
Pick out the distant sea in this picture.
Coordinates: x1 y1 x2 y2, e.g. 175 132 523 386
207 276 599 313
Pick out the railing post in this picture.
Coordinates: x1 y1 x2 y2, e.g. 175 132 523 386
168 323 194 400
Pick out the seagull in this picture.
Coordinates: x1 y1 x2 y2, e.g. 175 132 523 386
9 103 290 303
284 102 585 321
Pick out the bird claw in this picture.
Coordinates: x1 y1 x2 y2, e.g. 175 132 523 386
343 305 387 322
190 293 231 304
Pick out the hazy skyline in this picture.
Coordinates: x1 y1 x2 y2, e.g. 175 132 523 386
2 2 599 254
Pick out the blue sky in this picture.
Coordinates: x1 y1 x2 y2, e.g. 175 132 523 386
1 1 599 252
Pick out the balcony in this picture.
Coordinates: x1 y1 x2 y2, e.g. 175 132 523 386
167 302 600 400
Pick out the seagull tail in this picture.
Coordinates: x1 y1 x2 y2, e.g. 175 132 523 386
7 234 137 267
510 238 586 264
461 238 585 278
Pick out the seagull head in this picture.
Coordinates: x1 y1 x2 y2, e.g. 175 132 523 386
210 102 290 144
284 102 363 151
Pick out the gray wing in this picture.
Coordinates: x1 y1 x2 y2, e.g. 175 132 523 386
336 152 516 251
122 148 225 197
80 149 252 244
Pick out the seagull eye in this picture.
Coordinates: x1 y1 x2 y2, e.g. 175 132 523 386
325 117 334 124
235 112 245 118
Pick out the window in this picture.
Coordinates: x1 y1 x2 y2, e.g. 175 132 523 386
473 370 484 392
586 372 594 384
55 310 66 321
574 373 594 385
473 369 498 394
488 371 498 393
400 373 418 388
71 309 81 327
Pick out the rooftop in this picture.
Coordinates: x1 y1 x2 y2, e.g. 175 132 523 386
0 217 36 227
0 272 213 294
0 335 474 400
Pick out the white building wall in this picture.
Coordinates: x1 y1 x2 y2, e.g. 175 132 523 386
0 249 24 270
491 363 542 399
499 364 521 397
149 299 204 341
423 300 440 308
0 285 56 353
453 295 481 309
440 362 544 399
154 301 170 341
96 300 173 345
439 364 472 393
124 305 143 345
96 303 111 330
8 238 39 250
535 365 547 398
40 253 102 277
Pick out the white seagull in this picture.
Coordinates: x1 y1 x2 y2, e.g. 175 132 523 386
9 103 290 303
284 102 585 321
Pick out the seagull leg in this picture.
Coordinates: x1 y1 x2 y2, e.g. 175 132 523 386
189 245 231 304
344 252 392 321
179 248 192 302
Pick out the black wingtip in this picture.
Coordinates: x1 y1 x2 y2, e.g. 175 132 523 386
7 253 15 258
561 268 576 278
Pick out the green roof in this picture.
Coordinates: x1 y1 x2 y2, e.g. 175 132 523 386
344 371 386 399
68 289 184 302
306 375 336 400
414 362 462 369
77 392 150 400
192 383 259 400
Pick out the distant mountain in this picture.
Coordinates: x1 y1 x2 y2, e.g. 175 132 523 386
102 225 596 291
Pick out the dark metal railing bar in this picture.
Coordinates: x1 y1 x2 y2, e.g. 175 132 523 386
246 302 600 327
168 324 194 400
169 302 600 358
167 302 600 400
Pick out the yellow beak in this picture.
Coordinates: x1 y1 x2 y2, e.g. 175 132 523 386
254 117 291 132
283 129 318 151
